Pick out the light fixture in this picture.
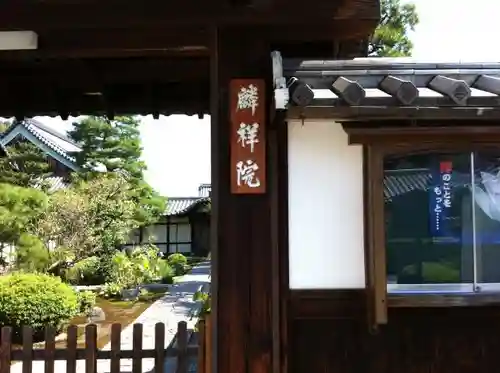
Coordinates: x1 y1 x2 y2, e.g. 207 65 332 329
0 31 38 51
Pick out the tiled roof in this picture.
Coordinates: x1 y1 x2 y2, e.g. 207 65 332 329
275 56 500 119
384 173 430 200
1 119 81 164
198 183 211 197
384 171 489 200
31 176 71 193
165 197 210 216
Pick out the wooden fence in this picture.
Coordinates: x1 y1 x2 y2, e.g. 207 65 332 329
0 321 198 373
196 316 211 373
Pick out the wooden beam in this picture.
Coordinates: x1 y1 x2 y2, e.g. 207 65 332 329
0 81 209 118
379 75 419 105
0 28 209 59
428 75 471 105
0 23 374 61
287 105 500 121
0 58 210 86
331 76 365 105
210 26 275 373
0 0 379 32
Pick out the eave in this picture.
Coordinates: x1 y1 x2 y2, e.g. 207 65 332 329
0 120 80 171
276 57 500 121
0 0 379 32
0 0 379 119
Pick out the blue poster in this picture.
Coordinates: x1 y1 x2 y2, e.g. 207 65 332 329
429 160 453 237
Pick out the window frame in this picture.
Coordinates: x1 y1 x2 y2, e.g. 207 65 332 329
167 221 193 253
344 124 500 324
138 219 193 254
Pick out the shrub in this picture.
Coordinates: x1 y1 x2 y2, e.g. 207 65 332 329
0 272 79 339
65 256 106 285
14 233 50 272
167 253 188 276
77 291 97 315
158 261 174 284
101 246 173 298
101 282 122 299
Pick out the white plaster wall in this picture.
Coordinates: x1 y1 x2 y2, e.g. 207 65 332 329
288 119 366 289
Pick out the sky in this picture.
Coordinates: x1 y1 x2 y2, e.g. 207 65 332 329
33 0 500 197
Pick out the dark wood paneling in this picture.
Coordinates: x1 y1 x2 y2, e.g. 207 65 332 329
289 290 366 319
290 306 500 373
0 0 379 31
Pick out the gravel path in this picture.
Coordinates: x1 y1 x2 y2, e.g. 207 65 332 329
9 261 211 373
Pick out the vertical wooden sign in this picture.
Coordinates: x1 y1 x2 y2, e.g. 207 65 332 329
230 78 266 194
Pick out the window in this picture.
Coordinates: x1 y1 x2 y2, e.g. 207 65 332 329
341 124 500 324
168 223 192 253
142 225 167 243
136 220 193 254
385 150 500 294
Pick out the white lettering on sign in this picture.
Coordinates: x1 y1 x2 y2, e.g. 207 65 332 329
237 122 260 153
236 160 261 188
236 84 259 116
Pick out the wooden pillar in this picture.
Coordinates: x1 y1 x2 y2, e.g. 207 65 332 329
210 26 276 373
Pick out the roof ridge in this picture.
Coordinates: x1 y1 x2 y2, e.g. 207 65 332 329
25 121 75 161
2 120 78 165
25 119 80 147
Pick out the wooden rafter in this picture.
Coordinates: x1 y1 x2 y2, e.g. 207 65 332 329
0 0 379 30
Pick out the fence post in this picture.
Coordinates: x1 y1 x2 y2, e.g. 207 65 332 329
132 323 143 373
22 326 34 373
85 324 98 373
176 321 188 373
44 327 56 373
0 327 12 373
205 315 212 373
197 319 206 373
66 325 78 373
154 323 166 373
110 324 122 373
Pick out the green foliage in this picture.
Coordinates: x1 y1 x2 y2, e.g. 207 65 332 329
34 174 138 261
77 291 97 315
68 116 166 226
193 290 211 318
0 120 10 133
0 272 79 337
158 260 174 284
102 245 173 298
0 183 48 245
14 233 50 272
101 282 123 299
167 253 188 276
369 0 419 57
65 256 107 285
0 140 51 189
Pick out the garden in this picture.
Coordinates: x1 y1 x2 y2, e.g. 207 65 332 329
0 116 207 348
0 249 195 346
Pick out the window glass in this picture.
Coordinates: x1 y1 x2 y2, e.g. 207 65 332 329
177 244 191 253
143 225 167 243
473 151 500 289
384 152 474 293
177 224 191 242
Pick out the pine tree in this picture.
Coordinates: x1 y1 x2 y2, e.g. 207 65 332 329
369 0 419 57
68 116 166 226
0 121 51 189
